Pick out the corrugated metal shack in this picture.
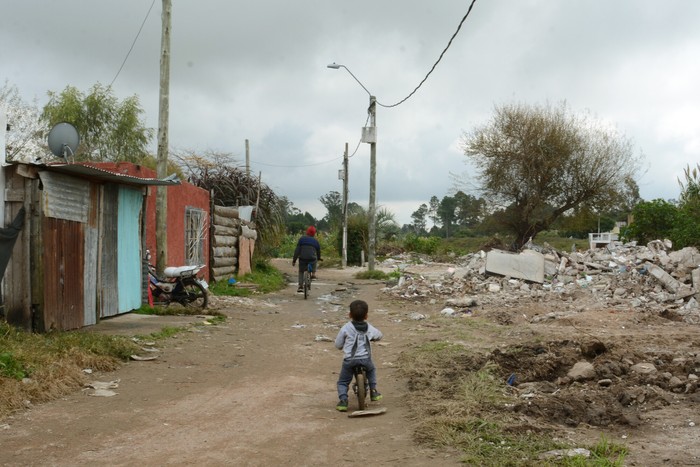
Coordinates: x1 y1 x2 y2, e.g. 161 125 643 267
1 161 179 332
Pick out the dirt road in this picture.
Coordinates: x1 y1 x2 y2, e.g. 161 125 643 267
2 259 699 466
1 261 458 467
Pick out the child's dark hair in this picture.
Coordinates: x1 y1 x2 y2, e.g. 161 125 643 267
349 300 369 321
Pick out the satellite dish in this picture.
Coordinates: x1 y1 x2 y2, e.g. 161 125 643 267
47 122 80 161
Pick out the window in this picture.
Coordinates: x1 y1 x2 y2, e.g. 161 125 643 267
185 207 208 266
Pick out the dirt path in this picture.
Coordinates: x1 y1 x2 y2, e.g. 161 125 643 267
2 259 699 466
1 261 459 467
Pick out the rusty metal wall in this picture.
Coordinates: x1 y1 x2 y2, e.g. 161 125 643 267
99 185 119 318
42 217 85 331
2 168 32 330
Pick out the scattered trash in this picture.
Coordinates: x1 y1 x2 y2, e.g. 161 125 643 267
130 355 158 361
540 448 591 460
86 380 120 397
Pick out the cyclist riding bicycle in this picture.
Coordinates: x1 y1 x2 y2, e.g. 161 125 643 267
292 226 321 293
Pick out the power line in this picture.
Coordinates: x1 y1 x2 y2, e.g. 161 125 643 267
250 155 343 168
378 0 478 108
109 0 157 87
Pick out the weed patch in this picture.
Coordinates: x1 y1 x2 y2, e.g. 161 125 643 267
354 270 389 280
0 322 139 419
397 341 628 465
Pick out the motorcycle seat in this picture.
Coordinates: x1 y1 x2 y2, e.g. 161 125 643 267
164 265 201 278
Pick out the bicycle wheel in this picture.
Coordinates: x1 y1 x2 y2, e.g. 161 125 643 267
181 280 208 309
303 271 310 299
355 370 367 410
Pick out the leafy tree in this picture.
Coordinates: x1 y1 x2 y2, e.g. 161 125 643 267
336 205 398 263
411 203 428 234
40 83 153 162
428 195 440 228
461 101 640 250
621 199 677 245
279 196 317 234
0 80 43 161
376 206 399 241
672 164 700 248
555 207 615 239
319 191 343 231
437 195 458 238
453 191 486 228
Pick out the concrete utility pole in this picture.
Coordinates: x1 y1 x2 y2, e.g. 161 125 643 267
341 142 349 268
245 139 250 176
367 96 377 271
156 0 171 275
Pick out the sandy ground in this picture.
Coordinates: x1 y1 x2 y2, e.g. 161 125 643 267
1 259 699 466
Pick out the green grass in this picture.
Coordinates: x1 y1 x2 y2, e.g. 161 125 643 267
354 269 389 280
210 258 287 297
146 326 187 340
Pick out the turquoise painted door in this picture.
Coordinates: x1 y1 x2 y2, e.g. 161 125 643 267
117 187 143 313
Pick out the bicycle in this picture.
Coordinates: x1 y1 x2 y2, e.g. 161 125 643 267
351 365 369 410
302 262 313 299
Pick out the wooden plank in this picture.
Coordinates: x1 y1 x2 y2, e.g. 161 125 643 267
212 224 238 236
213 234 237 247
212 246 237 257
213 205 239 218
212 266 235 279
348 407 387 418
212 256 236 267
213 213 239 228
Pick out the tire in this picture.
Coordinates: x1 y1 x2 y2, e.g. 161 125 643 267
181 280 208 308
356 370 367 410
303 271 310 299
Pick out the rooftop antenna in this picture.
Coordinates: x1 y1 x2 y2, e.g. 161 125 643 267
47 122 80 163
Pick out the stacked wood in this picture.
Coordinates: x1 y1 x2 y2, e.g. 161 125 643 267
210 205 240 281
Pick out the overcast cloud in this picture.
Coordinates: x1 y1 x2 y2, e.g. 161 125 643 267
2 1 699 225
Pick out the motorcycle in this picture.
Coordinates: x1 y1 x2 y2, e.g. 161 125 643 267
146 250 209 309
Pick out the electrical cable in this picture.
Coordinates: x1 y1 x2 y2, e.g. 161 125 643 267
377 0 478 108
109 0 157 87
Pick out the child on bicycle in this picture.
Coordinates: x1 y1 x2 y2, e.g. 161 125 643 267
334 299 383 412
292 226 321 293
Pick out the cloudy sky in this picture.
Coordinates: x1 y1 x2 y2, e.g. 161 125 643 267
2 1 699 225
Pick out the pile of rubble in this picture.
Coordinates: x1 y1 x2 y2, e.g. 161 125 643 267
380 239 700 323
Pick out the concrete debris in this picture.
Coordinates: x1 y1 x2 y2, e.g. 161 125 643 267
379 240 700 324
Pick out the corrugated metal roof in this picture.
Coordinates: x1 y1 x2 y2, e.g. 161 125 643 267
7 161 181 186
46 162 181 186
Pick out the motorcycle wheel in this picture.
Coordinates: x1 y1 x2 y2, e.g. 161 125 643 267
180 280 208 308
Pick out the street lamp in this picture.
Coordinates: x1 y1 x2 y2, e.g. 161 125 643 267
327 62 377 271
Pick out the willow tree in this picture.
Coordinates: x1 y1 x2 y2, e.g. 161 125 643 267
461 101 640 250
40 83 152 162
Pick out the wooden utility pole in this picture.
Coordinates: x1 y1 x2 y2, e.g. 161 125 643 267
368 96 377 271
155 0 171 275
245 139 250 176
342 142 349 268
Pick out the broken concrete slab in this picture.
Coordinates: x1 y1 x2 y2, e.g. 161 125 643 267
645 262 682 293
485 249 544 283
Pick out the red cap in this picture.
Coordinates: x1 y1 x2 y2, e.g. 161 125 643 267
306 226 316 236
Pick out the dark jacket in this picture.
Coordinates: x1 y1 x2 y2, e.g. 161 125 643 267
293 235 321 263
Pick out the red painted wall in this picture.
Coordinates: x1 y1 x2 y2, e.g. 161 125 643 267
89 162 210 281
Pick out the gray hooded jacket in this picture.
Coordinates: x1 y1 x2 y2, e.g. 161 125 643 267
335 320 383 361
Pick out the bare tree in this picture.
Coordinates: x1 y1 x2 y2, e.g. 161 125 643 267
461 101 641 250
1 81 44 161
